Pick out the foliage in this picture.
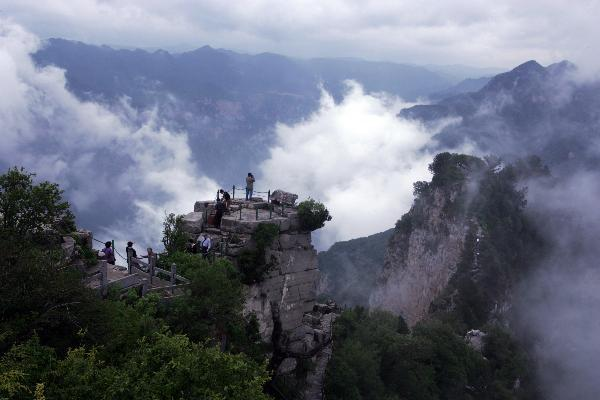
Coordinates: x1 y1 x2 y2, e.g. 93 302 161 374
161 212 187 254
161 259 244 341
325 308 533 400
0 334 271 400
157 251 206 278
428 153 485 189
297 198 332 231
238 223 279 284
0 168 272 399
0 167 75 240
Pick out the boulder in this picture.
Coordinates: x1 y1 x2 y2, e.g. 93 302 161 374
71 230 93 249
181 212 204 234
277 358 298 375
61 236 75 258
271 190 298 206
465 329 487 352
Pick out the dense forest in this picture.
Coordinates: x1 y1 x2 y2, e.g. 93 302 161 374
324 154 550 400
0 168 271 399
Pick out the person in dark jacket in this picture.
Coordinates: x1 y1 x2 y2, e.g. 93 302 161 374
219 189 231 211
215 199 225 228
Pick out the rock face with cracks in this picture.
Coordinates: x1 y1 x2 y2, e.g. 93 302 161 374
184 197 337 400
370 187 469 326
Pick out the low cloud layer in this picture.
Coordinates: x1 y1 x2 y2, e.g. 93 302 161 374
516 172 600 400
0 20 217 252
260 82 469 249
3 0 600 70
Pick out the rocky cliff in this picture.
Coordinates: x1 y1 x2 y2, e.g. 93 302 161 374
369 186 470 326
183 197 338 400
370 153 544 328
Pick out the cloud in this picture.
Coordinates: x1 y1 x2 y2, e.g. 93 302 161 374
515 172 600 400
2 0 600 69
259 81 470 249
0 20 217 253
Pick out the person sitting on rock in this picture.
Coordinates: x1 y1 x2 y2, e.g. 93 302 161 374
102 241 116 266
185 238 197 254
219 189 231 211
245 173 255 201
199 234 212 259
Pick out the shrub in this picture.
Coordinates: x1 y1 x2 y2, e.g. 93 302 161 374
161 213 187 254
238 223 279 284
297 198 332 231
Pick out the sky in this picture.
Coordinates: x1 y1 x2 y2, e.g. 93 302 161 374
2 0 600 69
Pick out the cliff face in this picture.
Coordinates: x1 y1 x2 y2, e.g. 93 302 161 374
369 153 545 329
369 187 469 326
185 198 337 400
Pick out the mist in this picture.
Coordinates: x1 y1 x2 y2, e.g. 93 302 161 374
259 81 472 249
514 171 600 400
0 20 218 252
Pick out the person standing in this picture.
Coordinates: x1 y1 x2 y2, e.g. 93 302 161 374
215 199 225 228
246 173 255 201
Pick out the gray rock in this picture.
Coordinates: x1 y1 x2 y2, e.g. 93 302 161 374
181 212 204 234
62 236 75 258
71 230 93 249
277 358 298 375
278 233 311 250
465 329 487 352
271 190 298 206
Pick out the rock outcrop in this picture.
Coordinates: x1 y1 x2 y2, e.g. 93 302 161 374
370 187 470 326
183 196 338 400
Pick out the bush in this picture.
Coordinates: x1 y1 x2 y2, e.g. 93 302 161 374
297 198 332 231
161 213 187 254
238 223 279 284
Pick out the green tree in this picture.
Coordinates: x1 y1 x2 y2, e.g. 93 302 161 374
297 198 332 231
161 213 187 254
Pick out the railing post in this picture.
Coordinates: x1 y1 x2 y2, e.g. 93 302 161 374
269 204 272 219
148 248 154 285
141 278 149 296
170 263 177 295
267 190 271 203
255 207 259 220
99 260 108 296
232 185 236 199
126 248 132 274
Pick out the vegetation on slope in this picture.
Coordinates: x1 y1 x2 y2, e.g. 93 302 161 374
325 153 550 400
0 167 271 399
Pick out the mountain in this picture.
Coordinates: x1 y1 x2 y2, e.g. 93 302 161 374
317 228 393 307
32 39 455 184
428 76 491 100
401 60 600 169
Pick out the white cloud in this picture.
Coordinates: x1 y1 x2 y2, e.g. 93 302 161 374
259 82 471 249
0 20 217 252
2 0 600 69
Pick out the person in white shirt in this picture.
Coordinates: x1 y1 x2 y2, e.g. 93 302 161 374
198 234 212 258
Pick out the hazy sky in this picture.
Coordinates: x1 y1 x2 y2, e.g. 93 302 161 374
2 0 599 69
